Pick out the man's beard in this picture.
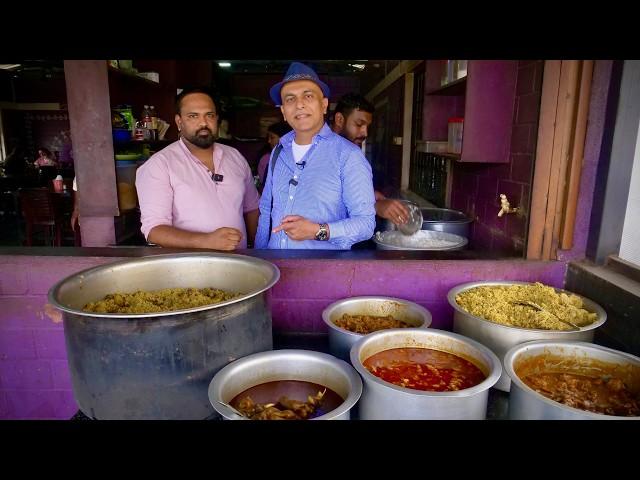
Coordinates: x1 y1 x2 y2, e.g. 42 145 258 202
184 128 216 148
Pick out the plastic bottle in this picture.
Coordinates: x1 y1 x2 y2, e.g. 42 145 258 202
149 106 158 141
141 106 153 141
448 117 464 154
142 105 152 129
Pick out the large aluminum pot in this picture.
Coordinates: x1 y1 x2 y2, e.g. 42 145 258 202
384 205 473 239
350 328 501 419
322 296 432 361
505 340 640 420
48 252 280 420
448 281 607 392
209 349 362 420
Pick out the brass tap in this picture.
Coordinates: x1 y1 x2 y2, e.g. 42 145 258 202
498 194 519 217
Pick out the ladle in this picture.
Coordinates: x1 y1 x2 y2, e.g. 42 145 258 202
511 300 580 331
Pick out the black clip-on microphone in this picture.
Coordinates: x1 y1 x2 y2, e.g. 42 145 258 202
212 173 224 182
290 161 305 185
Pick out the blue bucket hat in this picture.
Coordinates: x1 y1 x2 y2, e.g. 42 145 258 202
269 62 331 106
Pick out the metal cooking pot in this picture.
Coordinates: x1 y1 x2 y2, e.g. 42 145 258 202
350 328 501 419
384 205 473 239
209 349 362 420
448 281 607 392
322 296 432 361
48 252 280 420
505 340 640 420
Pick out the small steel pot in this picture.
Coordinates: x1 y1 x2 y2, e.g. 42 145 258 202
350 328 501 419
209 349 362 420
505 340 640 420
322 296 432 361
448 281 607 392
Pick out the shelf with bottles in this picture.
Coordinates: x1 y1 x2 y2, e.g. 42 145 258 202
114 138 173 148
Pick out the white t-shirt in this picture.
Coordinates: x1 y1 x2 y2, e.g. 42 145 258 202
292 141 312 164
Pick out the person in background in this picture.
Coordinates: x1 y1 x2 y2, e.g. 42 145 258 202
2 139 28 176
257 121 292 191
331 93 410 226
70 176 79 232
255 62 375 250
136 87 260 250
34 147 58 168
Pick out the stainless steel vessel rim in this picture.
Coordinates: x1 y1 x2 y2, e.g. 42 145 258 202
422 218 473 225
504 340 640 419
209 349 363 420
47 252 281 319
447 280 607 333
321 296 432 337
350 328 501 397
421 207 473 223
373 231 468 250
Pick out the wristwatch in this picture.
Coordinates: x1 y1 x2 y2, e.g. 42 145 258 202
315 223 329 241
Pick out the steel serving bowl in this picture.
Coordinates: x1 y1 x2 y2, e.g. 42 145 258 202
322 296 432 361
504 340 640 420
350 328 501 419
209 349 363 420
447 281 607 392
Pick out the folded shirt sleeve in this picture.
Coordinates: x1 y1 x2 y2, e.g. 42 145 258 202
327 150 376 248
136 158 174 240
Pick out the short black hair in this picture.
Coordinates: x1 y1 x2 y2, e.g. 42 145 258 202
334 93 375 119
175 86 220 115
267 121 292 138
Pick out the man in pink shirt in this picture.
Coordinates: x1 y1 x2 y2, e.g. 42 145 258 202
136 87 260 250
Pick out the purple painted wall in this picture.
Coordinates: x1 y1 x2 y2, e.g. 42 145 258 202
450 60 544 256
0 254 565 419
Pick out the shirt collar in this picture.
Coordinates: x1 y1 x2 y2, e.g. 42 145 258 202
178 137 220 168
280 122 333 148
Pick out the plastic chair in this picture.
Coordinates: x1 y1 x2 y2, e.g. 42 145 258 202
18 187 64 246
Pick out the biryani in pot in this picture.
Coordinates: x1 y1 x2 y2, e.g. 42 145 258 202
455 282 598 331
83 287 240 314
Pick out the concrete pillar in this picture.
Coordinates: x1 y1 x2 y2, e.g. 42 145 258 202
63 60 118 246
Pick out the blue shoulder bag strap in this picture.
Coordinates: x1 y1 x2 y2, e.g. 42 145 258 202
266 144 284 243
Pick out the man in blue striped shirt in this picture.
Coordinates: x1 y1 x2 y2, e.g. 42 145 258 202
255 62 376 250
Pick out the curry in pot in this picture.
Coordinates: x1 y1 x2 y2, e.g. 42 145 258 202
333 314 411 334
522 372 639 416
363 347 486 392
230 380 344 420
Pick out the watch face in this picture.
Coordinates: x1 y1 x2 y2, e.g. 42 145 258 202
316 224 327 241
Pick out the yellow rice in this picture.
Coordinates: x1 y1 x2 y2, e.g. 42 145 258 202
455 282 598 330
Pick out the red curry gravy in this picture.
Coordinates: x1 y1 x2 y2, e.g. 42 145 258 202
363 347 486 392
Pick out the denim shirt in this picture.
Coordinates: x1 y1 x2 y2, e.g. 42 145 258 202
255 123 376 249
